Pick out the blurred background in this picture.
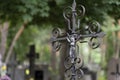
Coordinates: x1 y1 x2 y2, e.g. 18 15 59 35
0 0 120 80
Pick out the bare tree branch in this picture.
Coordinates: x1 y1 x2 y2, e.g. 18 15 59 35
0 22 9 61
5 22 27 63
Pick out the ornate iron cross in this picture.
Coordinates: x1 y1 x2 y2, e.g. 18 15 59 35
111 64 120 80
51 0 105 80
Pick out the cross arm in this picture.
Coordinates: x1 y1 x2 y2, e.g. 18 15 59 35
51 36 67 42
76 32 105 49
77 32 105 40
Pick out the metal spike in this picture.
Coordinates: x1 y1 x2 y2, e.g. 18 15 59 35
72 0 76 10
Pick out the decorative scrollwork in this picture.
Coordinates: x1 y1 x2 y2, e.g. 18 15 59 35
75 69 84 79
64 55 84 79
88 37 101 49
64 56 83 69
63 2 85 32
88 21 101 34
76 5 85 18
52 28 62 51
63 7 72 21
52 41 61 51
65 66 84 79
74 57 83 69
65 69 72 79
64 56 73 69
63 7 72 31
52 28 61 38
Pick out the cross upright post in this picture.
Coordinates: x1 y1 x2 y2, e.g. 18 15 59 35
26 45 39 79
51 0 105 80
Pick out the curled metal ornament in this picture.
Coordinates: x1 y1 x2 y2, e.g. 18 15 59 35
65 69 72 79
52 28 62 51
52 28 61 38
64 56 73 69
64 56 83 69
52 41 61 51
76 5 85 19
63 7 72 21
64 56 84 79
63 3 85 31
88 37 101 49
65 66 84 79
63 7 72 31
74 57 83 69
75 69 84 79
88 21 101 34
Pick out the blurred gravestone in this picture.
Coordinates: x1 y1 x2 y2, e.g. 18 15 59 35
7 53 25 80
84 75 91 80
82 67 97 80
25 63 50 80
34 64 50 80
7 53 17 80
107 58 120 80
35 70 44 80
26 45 50 80
82 67 92 80
14 67 25 80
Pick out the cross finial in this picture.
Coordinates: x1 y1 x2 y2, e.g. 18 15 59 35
73 0 76 4
72 0 76 11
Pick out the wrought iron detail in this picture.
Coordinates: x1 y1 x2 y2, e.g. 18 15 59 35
51 0 105 80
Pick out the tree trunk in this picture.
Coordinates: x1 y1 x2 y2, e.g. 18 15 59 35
50 45 57 79
59 41 69 80
0 22 9 61
5 23 27 63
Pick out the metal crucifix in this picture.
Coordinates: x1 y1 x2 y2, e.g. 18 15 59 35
51 0 105 80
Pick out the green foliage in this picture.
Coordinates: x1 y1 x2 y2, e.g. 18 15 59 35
0 0 120 64
14 25 39 61
98 70 106 80
0 0 119 25
102 16 119 61
19 0 50 21
53 0 120 24
105 33 115 61
0 0 50 23
35 26 52 63
40 45 51 63
103 0 120 20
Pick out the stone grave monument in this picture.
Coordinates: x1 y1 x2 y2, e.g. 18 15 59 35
107 58 120 80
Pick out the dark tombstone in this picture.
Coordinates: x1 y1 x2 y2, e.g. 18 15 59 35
107 58 120 80
14 67 25 80
35 70 44 80
34 64 50 80
26 45 39 79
